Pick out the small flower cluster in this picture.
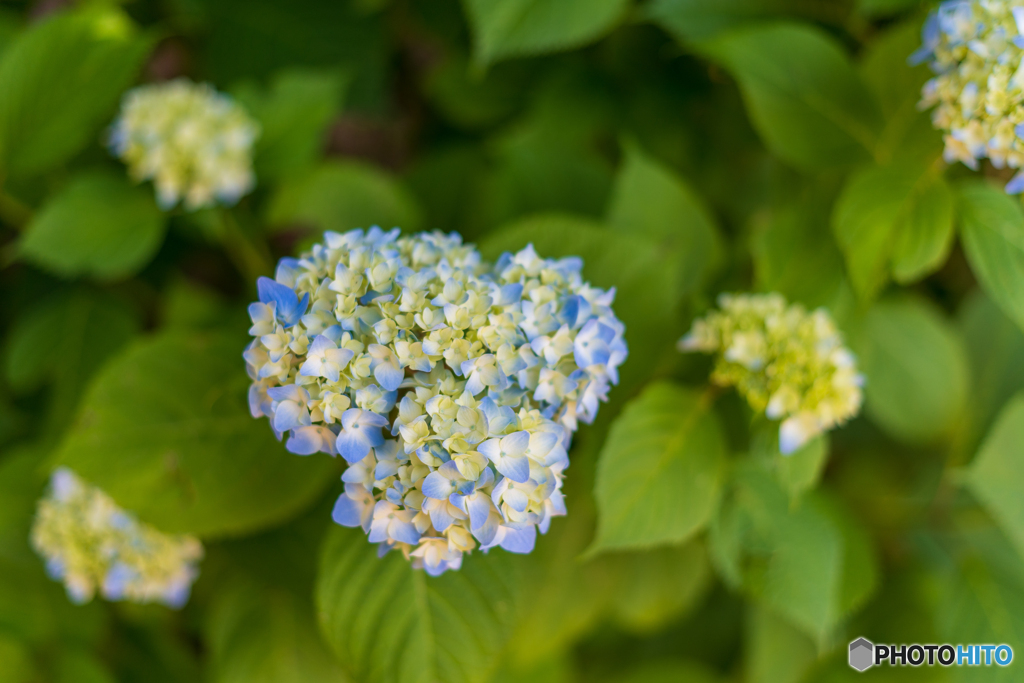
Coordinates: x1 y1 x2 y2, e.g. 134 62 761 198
913 0 1024 193
31 468 203 607
109 78 260 210
679 293 863 454
244 228 626 575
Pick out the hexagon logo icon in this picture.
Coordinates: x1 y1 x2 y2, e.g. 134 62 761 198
849 638 874 672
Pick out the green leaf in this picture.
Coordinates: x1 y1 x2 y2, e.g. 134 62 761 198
316 525 520 683
589 382 725 555
775 434 829 500
744 605 816 683
422 53 536 130
857 0 919 19
19 171 167 280
0 7 151 177
699 23 883 169
606 140 723 295
966 394 1024 561
832 160 954 299
602 660 725 683
603 541 711 633
267 161 422 235
201 0 387 110
957 180 1024 335
859 20 943 164
710 466 877 642
0 634 35 683
462 0 629 68
233 68 348 182
53 330 337 538
5 291 140 437
852 296 969 444
648 0 833 43
207 582 347 683
751 190 845 309
957 291 1024 456
479 215 683 393
52 648 117 683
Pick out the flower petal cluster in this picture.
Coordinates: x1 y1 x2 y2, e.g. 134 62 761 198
914 0 1024 192
31 468 203 607
109 78 260 210
679 293 863 454
244 228 626 575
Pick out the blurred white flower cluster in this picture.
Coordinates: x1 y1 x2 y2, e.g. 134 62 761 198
31 468 203 607
914 0 1024 192
244 228 627 574
680 293 863 454
109 78 259 210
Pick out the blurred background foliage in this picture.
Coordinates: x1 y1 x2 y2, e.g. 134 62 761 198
1 0 1024 682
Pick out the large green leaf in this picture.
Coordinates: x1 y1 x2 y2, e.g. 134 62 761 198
957 291 1024 456
750 190 845 310
602 541 710 633
53 330 337 537
207 582 347 683
966 394 1024 561
859 20 943 165
744 605 816 683
699 23 883 169
589 382 725 555
648 0 846 43
0 7 151 177
479 215 683 393
5 291 140 438
958 180 1024 335
832 160 954 300
606 140 722 295
462 0 629 68
19 171 167 280
316 526 521 683
267 161 422 235
233 68 348 182
852 296 970 444
709 466 877 642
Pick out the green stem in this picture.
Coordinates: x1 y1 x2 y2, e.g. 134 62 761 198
215 208 273 283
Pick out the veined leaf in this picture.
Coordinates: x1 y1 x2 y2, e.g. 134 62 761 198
589 382 725 555
316 526 520 683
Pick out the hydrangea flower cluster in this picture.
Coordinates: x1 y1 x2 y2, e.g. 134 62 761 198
913 0 1024 193
109 78 260 210
31 468 203 607
679 293 863 454
244 228 626 575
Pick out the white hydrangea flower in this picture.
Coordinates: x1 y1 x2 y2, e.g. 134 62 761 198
679 293 863 454
31 468 203 607
109 78 259 210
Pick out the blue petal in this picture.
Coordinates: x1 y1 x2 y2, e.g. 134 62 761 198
286 426 324 455
499 525 536 554
374 362 404 392
332 493 364 527
422 472 454 499
498 455 530 484
336 430 372 463
1007 171 1024 195
390 519 422 545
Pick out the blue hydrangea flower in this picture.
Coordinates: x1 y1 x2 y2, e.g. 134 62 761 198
244 228 627 574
